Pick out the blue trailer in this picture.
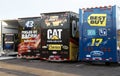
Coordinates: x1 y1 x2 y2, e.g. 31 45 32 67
79 5 120 64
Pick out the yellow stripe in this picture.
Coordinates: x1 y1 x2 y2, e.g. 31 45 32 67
69 42 78 61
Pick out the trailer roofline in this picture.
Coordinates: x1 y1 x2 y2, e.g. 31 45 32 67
41 11 78 15
18 16 41 19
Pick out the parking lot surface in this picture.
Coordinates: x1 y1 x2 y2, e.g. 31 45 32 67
0 59 120 76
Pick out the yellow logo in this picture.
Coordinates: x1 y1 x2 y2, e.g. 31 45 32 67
88 14 107 26
51 36 59 40
48 44 61 50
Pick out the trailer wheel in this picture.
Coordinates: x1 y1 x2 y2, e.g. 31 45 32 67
105 62 110 66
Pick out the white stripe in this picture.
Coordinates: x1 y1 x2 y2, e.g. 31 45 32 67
0 56 16 60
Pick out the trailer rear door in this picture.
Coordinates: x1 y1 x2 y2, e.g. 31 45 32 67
79 6 117 62
41 12 70 61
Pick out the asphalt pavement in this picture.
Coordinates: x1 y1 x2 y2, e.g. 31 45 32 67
0 58 120 76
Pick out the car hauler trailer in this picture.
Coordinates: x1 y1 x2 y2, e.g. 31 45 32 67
79 5 120 64
40 11 79 61
1 19 19 57
17 17 41 59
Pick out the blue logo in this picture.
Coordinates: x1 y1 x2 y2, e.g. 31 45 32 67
87 29 96 36
90 51 104 56
99 28 107 36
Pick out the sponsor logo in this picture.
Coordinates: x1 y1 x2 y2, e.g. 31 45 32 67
47 29 62 40
99 28 107 36
90 51 104 56
88 14 107 26
22 30 37 39
62 45 68 50
48 44 61 50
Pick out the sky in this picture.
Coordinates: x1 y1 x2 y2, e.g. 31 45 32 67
0 0 119 20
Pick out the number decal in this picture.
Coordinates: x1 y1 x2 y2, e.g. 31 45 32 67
91 38 103 46
25 21 34 27
91 38 95 46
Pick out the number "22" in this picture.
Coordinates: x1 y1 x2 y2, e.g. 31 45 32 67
91 38 103 46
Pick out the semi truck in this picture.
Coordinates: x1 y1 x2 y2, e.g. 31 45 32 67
17 17 41 59
40 11 79 61
79 5 120 64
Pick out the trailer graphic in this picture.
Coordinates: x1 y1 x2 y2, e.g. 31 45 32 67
79 5 120 63
17 17 41 59
40 12 79 61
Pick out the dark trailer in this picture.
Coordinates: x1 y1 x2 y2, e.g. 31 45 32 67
40 11 79 61
17 17 41 59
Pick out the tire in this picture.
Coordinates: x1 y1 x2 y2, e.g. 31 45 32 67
105 62 110 66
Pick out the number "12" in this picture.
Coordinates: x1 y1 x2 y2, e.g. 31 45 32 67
91 38 103 46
